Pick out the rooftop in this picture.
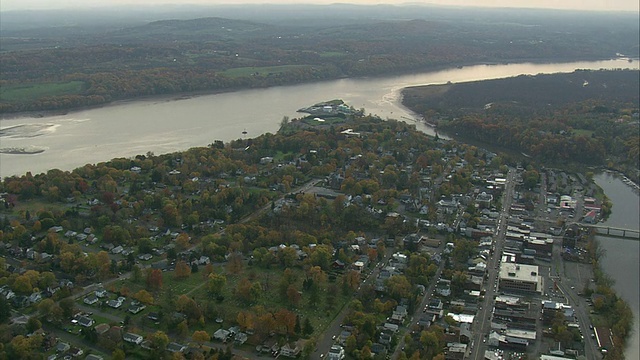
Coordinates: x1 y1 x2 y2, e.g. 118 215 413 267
499 262 539 283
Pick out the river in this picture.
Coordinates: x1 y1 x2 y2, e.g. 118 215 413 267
1 58 638 179
594 173 640 359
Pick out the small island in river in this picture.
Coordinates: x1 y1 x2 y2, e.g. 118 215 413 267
0 146 46 155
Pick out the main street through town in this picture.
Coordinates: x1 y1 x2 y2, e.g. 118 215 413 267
470 168 516 360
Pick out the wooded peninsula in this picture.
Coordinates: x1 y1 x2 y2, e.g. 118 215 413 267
402 69 640 183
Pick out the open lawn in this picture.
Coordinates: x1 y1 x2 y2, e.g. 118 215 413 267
163 270 208 294
0 81 84 102
300 116 347 126
9 199 71 218
573 129 595 137
219 65 312 78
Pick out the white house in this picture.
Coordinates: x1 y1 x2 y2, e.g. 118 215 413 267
84 295 99 305
123 332 143 345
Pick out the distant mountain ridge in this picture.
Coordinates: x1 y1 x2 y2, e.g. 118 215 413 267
106 17 281 42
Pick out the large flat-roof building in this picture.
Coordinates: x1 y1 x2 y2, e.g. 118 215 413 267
498 263 543 293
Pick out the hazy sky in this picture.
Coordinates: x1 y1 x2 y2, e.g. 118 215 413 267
0 0 638 12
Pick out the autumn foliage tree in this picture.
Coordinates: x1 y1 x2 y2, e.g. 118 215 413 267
133 289 154 305
192 330 210 347
146 268 163 291
274 308 297 335
175 260 192 279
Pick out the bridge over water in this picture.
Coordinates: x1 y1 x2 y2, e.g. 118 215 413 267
583 224 640 240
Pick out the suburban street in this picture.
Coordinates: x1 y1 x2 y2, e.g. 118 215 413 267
390 241 448 360
312 249 394 359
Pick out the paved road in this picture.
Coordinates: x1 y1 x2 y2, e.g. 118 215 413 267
556 257 602 360
470 168 516 360
42 322 110 357
390 241 447 360
311 249 393 360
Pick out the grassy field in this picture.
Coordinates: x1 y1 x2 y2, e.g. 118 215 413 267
0 81 84 102
219 65 311 78
300 116 346 126
573 129 595 137
318 51 348 58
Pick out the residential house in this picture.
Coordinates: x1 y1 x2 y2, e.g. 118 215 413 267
68 347 83 358
213 329 230 341
76 315 94 327
28 292 42 304
280 342 302 358
371 343 387 356
111 245 124 254
138 253 153 261
379 332 392 345
107 299 124 309
198 256 211 265
94 323 110 335
167 342 187 353
476 192 493 208
123 332 143 345
234 332 248 345
56 342 71 353
391 305 408 323
129 304 146 314
84 295 99 305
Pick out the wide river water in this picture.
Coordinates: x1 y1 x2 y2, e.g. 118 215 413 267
1 58 638 179
594 173 640 359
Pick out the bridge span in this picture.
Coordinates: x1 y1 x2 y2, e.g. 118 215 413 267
583 224 640 240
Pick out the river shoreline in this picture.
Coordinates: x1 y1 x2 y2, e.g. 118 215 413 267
0 55 622 120
594 173 640 359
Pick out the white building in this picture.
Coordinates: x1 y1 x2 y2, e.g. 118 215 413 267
498 263 543 293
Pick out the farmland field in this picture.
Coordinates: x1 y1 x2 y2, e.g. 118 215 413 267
0 81 84 102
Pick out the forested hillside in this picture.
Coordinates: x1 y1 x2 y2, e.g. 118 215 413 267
402 69 640 179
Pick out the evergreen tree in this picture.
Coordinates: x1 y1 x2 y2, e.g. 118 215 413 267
303 318 314 336
0 296 10 323
294 315 301 334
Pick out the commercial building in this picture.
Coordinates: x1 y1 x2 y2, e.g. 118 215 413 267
498 263 543 293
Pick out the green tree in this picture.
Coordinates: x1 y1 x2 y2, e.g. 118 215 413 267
207 272 227 296
303 317 314 336
59 298 76 319
112 349 126 360
385 275 412 300
26 317 41 333
310 245 332 270
148 331 170 354
0 296 10 323
177 320 189 339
